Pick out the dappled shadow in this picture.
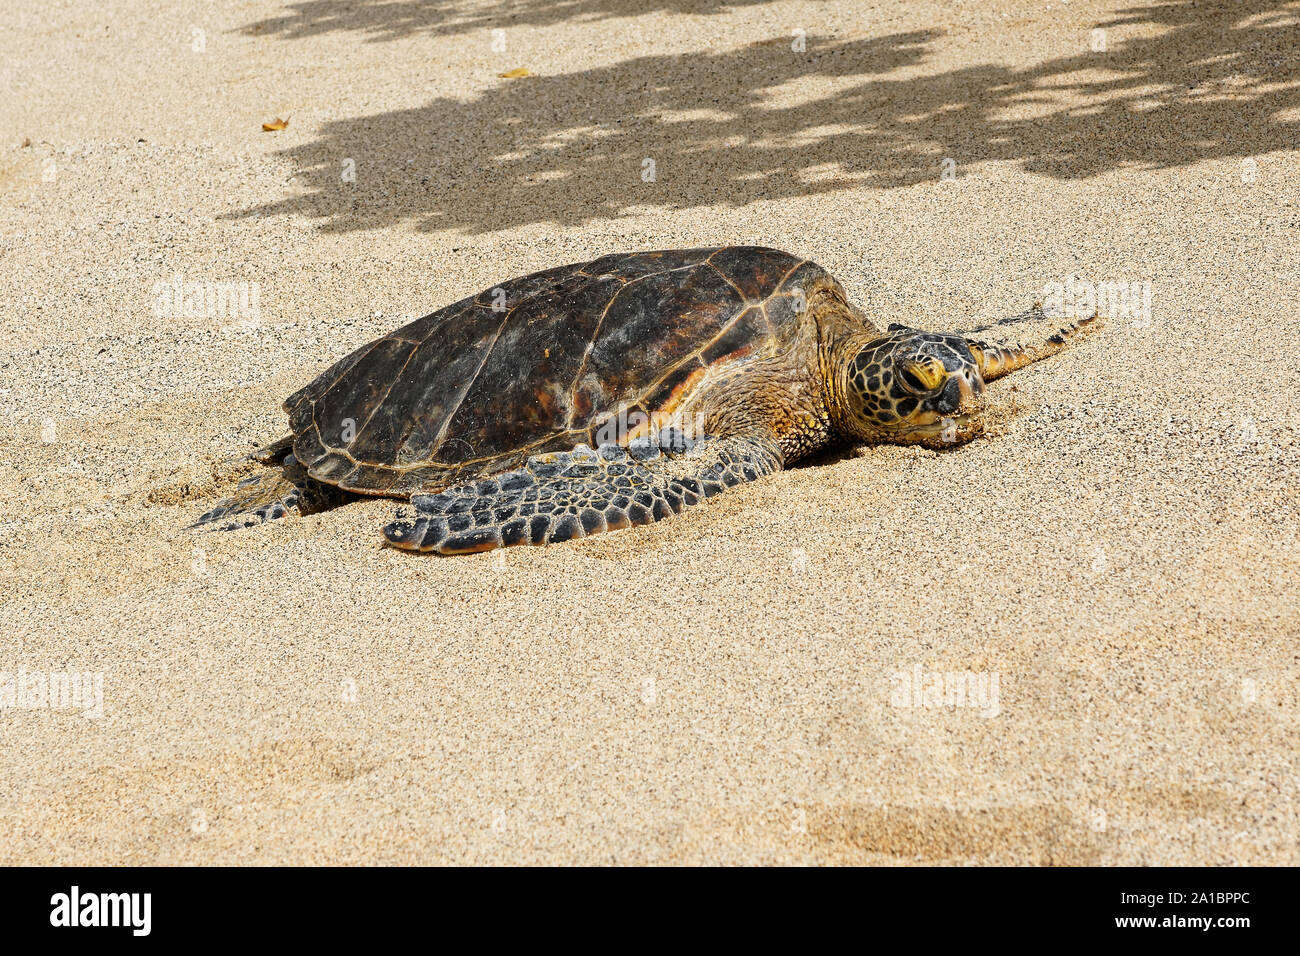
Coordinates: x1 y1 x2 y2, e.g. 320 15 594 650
230 1 1300 234
240 0 780 43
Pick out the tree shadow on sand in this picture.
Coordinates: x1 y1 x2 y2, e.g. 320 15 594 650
229 1 1300 235
240 0 778 43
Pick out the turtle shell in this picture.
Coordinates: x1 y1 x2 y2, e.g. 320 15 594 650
285 246 831 496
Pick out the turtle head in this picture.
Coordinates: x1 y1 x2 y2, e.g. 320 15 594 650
832 325 987 448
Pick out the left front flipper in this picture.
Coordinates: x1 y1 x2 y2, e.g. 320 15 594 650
382 432 783 554
957 304 1101 381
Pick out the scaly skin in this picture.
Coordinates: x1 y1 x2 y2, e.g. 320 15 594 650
670 278 863 462
384 431 782 554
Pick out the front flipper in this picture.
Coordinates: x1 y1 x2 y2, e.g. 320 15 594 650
955 304 1101 381
383 431 783 554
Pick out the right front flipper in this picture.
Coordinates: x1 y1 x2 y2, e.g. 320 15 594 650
383 432 783 555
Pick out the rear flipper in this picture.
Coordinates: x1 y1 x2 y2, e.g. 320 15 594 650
189 447 349 531
383 431 783 554
189 470 305 530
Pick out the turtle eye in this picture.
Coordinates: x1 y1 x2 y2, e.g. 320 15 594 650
900 357 946 393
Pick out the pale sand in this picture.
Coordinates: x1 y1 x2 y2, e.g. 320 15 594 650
1 0 1296 864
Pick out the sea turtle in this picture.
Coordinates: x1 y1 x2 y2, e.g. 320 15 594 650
193 246 1097 554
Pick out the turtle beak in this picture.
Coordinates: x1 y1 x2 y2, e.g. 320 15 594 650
939 364 985 413
905 366 987 445
945 367 987 434
960 367 985 411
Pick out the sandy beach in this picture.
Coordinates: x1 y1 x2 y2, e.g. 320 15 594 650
1 0 1297 864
